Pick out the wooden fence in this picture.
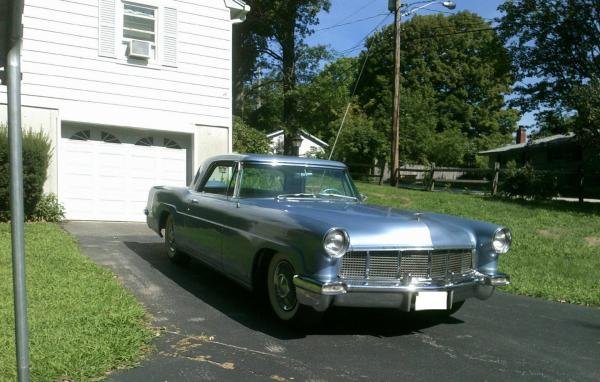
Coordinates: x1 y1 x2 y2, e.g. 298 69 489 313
350 162 597 203
396 162 500 195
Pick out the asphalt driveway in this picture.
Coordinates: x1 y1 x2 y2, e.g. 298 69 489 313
63 221 600 381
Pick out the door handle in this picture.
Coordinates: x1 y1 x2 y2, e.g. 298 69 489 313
190 198 199 204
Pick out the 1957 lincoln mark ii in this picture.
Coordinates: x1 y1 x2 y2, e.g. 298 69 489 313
145 154 511 325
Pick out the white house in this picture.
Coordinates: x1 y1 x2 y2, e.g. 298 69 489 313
0 0 248 221
266 129 329 158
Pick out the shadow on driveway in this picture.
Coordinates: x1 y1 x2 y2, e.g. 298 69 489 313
123 241 463 339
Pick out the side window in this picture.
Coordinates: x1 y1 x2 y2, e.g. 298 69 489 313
239 166 285 198
201 163 236 196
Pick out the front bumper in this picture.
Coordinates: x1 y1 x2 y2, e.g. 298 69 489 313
293 272 510 312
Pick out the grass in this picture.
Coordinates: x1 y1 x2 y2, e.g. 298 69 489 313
357 182 600 307
0 223 151 381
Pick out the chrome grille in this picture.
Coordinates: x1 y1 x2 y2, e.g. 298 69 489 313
339 251 367 278
339 249 473 281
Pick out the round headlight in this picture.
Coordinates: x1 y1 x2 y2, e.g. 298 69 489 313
323 228 349 258
492 228 512 254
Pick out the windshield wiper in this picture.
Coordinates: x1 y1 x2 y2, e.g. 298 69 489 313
318 193 358 201
276 193 317 200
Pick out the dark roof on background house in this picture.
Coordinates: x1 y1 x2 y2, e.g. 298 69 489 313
266 129 329 148
478 133 576 155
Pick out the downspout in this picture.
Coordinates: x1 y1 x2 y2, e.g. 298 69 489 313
225 0 250 153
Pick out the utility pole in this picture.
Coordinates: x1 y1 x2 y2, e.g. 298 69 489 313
1 1 30 381
390 0 402 186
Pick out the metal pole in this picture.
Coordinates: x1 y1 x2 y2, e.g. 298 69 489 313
390 0 401 186
7 0 30 379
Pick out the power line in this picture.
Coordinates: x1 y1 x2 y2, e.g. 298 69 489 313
328 37 373 159
336 13 393 55
336 23 499 56
315 13 389 32
404 26 498 42
336 0 379 24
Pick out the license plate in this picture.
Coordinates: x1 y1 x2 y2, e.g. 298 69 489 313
414 291 448 311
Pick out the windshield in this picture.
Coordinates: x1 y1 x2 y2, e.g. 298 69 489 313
238 163 359 200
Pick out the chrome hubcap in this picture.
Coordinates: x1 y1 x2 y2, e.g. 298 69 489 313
273 261 296 312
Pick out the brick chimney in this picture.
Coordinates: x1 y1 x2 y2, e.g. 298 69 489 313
516 127 527 144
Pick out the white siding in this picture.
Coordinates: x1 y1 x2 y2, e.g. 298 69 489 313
1 0 235 168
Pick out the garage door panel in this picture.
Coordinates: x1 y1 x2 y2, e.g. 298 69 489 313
60 128 189 222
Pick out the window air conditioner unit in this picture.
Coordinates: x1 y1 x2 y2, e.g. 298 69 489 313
127 39 151 59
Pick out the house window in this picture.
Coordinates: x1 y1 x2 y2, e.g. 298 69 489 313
101 131 121 144
136 137 154 146
164 138 182 149
123 3 156 43
70 130 91 141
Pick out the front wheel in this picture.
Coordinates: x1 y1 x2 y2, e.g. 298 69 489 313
267 253 323 327
164 215 190 266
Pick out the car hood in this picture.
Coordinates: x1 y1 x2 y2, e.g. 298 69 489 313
245 199 477 250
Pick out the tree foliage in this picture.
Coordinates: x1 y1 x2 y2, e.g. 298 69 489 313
233 0 331 154
329 105 387 167
232 117 271 154
355 12 518 166
497 0 600 115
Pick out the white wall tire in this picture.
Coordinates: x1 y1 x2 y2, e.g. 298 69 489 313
267 253 323 327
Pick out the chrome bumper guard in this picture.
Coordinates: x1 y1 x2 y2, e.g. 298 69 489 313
292 272 510 312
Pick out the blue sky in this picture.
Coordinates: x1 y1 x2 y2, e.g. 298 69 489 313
304 0 535 127
306 0 504 54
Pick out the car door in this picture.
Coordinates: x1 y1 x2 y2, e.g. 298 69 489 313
184 161 238 270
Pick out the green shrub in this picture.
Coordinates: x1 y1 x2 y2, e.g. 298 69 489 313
499 161 559 200
0 126 52 221
232 117 271 154
30 193 65 222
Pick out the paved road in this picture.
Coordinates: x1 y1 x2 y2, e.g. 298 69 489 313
64 222 600 382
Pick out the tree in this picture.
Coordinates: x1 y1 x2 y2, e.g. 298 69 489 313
295 57 358 143
232 117 271 154
328 105 387 167
356 12 518 166
233 0 331 154
569 78 600 150
497 0 600 116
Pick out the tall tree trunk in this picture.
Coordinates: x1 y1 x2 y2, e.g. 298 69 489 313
232 26 245 117
282 6 297 155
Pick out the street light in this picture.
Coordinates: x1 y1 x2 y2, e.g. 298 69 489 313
291 133 303 157
389 0 456 186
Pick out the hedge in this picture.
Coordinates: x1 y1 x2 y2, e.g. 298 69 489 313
0 126 52 221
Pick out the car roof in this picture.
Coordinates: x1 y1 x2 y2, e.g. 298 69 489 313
206 154 347 168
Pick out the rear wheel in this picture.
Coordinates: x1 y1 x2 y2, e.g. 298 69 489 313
267 253 323 328
164 215 190 266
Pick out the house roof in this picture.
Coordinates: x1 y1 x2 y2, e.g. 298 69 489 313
478 133 576 155
266 129 329 148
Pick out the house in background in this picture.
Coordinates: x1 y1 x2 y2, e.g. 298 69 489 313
479 127 600 198
478 128 583 170
1 0 249 221
267 129 329 158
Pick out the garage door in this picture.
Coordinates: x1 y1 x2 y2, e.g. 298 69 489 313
59 125 189 222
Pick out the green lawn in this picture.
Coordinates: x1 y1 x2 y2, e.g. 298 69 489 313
357 183 600 307
0 223 151 381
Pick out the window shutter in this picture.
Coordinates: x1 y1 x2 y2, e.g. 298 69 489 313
162 7 177 67
98 0 116 57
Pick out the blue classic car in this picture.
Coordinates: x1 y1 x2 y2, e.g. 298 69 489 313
145 154 511 325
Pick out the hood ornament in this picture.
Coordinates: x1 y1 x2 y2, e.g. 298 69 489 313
414 213 422 222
